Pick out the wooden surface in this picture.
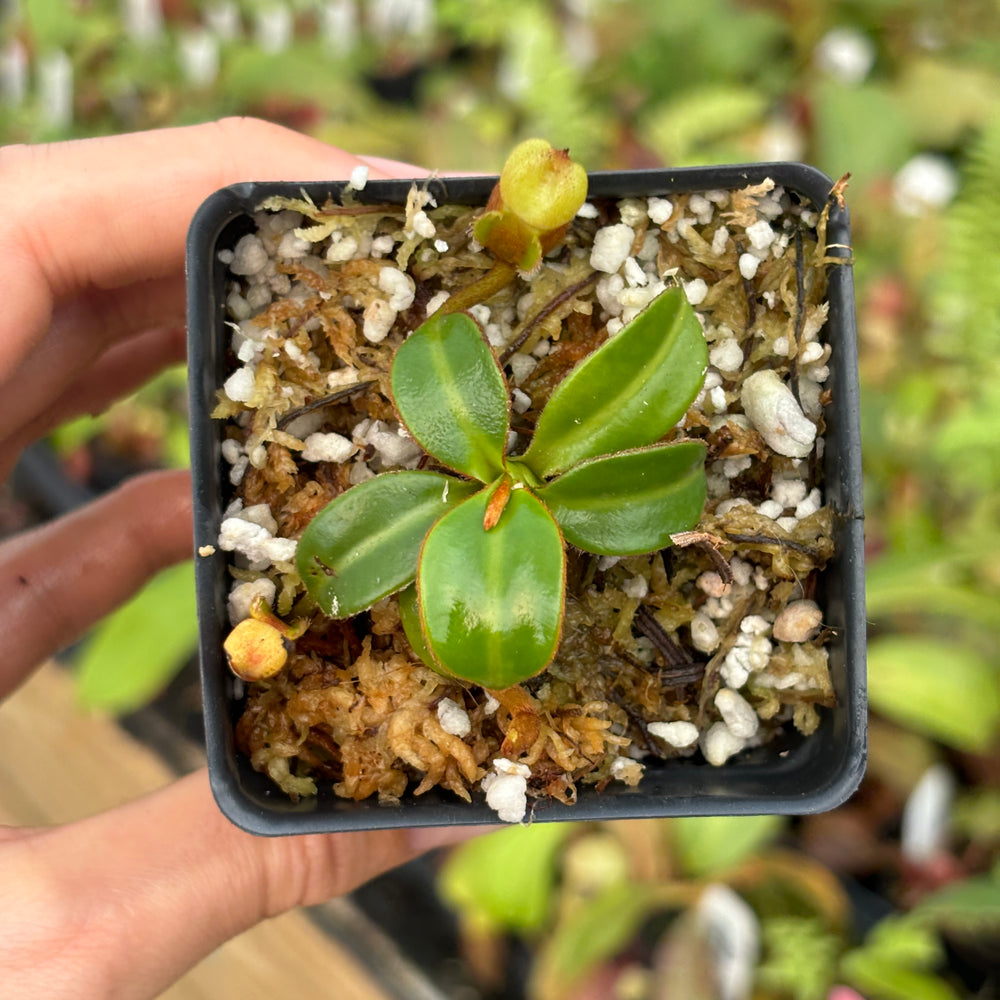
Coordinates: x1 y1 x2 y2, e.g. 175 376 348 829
0 661 391 1000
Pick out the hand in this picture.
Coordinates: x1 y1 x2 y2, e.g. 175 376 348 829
0 118 479 999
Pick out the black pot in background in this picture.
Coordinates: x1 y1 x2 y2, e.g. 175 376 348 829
186 164 866 835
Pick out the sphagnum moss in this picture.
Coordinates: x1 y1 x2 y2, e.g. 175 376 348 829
214 152 839 820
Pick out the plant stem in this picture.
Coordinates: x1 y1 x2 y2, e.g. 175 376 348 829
438 261 517 316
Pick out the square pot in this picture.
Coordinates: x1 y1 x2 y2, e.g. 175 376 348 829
187 163 866 835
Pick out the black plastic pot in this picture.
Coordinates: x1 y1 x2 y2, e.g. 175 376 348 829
187 164 866 835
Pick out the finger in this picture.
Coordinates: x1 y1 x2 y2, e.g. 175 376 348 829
0 469 192 700
9 116 424 299
0 274 186 444
2 769 483 999
1 117 426 375
1 326 187 480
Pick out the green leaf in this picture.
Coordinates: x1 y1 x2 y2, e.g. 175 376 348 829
398 584 437 669
417 486 565 687
75 562 196 714
861 914 944 969
296 471 477 618
643 84 770 166
391 312 510 482
536 441 706 554
522 288 707 479
867 637 1000 752
671 814 785 878
757 917 842 1000
531 882 666 1000
438 823 574 934
910 872 1000 938
840 951 961 1000
839 916 962 1000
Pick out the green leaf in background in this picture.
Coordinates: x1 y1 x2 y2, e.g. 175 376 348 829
417 486 565 687
812 80 913 186
670 814 785 878
840 950 962 1000
75 561 197 714
895 58 1000 150
952 789 1000 845
530 882 669 1000
932 117 1000 401
866 548 1000 630
438 822 574 935
641 84 769 165
757 917 842 1000
391 312 510 482
840 915 960 1000
909 870 1000 939
862 913 946 969
536 441 706 554
523 288 707 479
296 471 477 618
867 636 1000 752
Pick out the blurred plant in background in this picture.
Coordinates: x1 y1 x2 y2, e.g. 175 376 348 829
3 0 998 996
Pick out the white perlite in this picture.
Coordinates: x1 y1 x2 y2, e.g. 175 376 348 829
425 289 450 316
646 196 673 225
590 223 634 273
436 697 472 737
697 571 730 598
772 600 823 643
408 209 436 239
648 720 699 748
701 722 746 766
482 758 531 823
229 234 268 276
609 756 644 784
757 499 784 520
690 612 720 654
347 164 369 191
223 365 256 403
684 278 708 306
227 578 277 626
710 337 743 372
745 219 775 251
715 688 760 739
771 477 808 509
721 632 772 689
362 298 396 343
622 574 649 600
738 253 760 281
301 431 356 464
240 502 278 535
326 234 359 262
378 267 416 311
366 425 423 468
218 516 297 569
740 370 816 458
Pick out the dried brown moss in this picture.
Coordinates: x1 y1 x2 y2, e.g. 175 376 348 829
219 181 842 806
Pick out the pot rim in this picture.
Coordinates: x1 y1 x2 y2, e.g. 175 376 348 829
187 162 866 835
